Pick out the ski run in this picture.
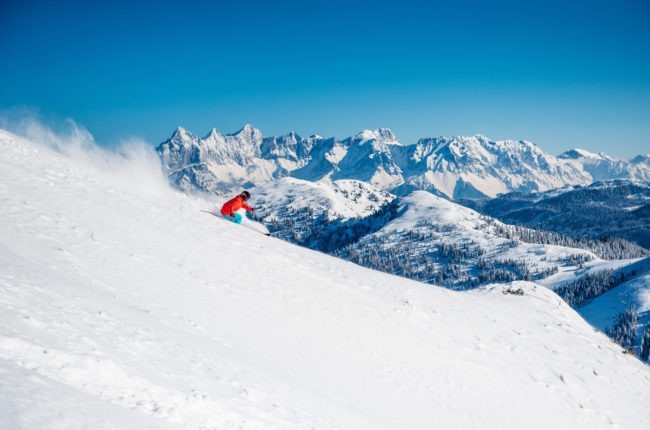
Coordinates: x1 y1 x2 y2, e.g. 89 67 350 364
1 128 649 429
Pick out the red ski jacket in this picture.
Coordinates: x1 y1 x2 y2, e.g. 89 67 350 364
220 195 253 217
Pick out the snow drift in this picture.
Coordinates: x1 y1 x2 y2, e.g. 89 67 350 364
1 127 649 429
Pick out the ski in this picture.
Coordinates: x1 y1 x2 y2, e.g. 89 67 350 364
201 210 271 236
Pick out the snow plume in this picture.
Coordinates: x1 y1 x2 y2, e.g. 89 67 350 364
0 110 170 198
98 136 172 198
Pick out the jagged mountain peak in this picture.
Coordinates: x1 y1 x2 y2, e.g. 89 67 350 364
398 135 592 199
557 148 649 181
236 123 255 132
168 127 200 148
279 131 302 142
558 148 607 160
448 135 539 150
353 128 400 144
417 135 541 159
453 134 492 144
171 126 192 139
157 125 649 198
230 123 262 136
203 128 223 140
631 154 650 164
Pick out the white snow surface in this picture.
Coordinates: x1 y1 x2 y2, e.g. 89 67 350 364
1 128 649 429
577 258 650 337
580 272 650 331
379 191 597 274
253 177 394 221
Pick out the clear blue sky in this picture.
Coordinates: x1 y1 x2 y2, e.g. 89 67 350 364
1 0 649 157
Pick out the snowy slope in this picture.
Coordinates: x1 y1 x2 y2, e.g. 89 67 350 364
580 268 650 319
335 191 603 289
1 128 650 429
537 257 650 353
569 258 650 349
249 178 396 249
253 177 395 222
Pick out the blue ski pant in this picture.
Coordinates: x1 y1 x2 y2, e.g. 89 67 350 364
223 213 243 224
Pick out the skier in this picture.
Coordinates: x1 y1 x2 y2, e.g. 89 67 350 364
220 191 255 224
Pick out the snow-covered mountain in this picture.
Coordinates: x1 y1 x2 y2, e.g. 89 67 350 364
539 257 650 355
158 126 649 199
559 148 650 182
157 124 293 194
157 125 404 195
250 177 398 250
464 179 650 249
158 124 650 355
391 135 591 199
333 191 596 288
256 185 643 288
579 265 650 343
250 179 649 355
254 177 394 222
3 128 650 429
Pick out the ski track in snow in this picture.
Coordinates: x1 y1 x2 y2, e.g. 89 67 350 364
1 129 649 429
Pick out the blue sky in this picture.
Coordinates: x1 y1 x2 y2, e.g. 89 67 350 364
1 0 649 157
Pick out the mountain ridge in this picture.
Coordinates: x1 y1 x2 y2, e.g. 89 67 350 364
157 125 649 199
462 179 650 249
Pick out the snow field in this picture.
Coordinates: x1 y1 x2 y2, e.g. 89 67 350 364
1 129 649 429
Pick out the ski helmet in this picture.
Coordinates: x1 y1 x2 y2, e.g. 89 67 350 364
241 190 251 200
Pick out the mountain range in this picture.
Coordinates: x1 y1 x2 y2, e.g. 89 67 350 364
157 125 650 199
463 179 650 248
249 176 649 355
156 125 650 354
